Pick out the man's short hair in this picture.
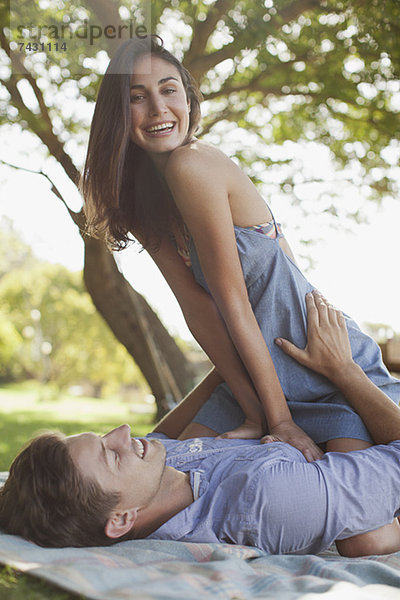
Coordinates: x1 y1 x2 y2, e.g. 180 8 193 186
0 432 120 547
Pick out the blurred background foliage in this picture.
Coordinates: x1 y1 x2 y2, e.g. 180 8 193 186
0 217 149 396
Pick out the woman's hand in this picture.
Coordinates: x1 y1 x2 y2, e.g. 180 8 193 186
261 420 324 461
274 289 354 383
218 416 324 462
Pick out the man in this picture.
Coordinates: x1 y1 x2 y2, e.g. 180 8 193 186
1 291 400 556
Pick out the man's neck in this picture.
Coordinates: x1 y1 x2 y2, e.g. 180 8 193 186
133 467 193 538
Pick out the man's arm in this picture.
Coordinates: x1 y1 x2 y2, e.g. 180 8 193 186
277 290 400 557
152 368 222 439
276 290 400 446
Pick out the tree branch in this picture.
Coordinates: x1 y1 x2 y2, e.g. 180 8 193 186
84 0 128 54
324 103 397 139
274 0 320 24
199 104 251 136
0 30 54 133
186 42 238 81
185 0 321 80
0 29 79 184
202 50 317 101
186 0 237 62
0 159 85 230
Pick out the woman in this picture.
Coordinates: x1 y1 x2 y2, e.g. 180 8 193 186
82 34 400 462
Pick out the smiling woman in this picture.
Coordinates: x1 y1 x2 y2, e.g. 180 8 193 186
129 60 191 158
81 34 203 251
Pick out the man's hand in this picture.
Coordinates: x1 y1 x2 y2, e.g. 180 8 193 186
275 289 354 384
261 419 324 461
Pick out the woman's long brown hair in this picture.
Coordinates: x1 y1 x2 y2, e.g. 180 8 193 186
81 34 203 251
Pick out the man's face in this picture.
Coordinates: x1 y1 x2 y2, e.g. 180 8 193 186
65 425 167 511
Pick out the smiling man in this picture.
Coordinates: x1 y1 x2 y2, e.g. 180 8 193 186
2 292 400 557
65 426 193 541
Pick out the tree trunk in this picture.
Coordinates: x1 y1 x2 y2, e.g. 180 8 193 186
83 235 195 419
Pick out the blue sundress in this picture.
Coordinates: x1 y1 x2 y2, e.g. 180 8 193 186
176 212 400 444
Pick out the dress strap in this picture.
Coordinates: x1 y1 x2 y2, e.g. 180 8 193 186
170 224 193 268
242 219 283 240
265 202 280 238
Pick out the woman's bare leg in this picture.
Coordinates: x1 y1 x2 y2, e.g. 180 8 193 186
326 438 371 452
178 423 217 439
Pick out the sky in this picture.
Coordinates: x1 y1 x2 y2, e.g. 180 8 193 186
1 123 400 342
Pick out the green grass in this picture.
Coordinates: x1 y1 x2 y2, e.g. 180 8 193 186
0 566 85 599
0 381 157 598
0 380 155 471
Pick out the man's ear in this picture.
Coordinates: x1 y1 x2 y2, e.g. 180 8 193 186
105 509 137 539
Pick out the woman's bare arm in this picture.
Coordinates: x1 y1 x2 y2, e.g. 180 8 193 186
163 145 323 460
276 290 400 445
144 233 267 436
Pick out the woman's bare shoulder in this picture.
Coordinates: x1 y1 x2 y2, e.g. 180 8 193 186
165 140 230 174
